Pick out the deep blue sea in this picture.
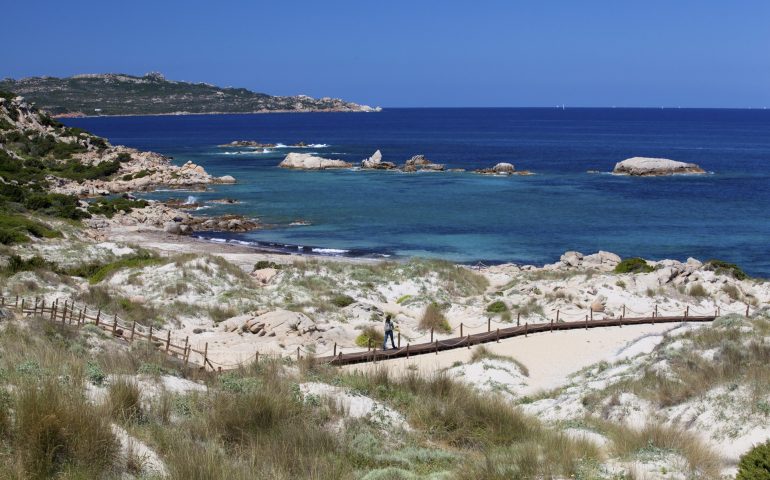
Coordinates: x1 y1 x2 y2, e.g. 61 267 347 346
63 108 770 276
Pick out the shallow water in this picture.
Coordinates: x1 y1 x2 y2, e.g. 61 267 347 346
64 108 770 275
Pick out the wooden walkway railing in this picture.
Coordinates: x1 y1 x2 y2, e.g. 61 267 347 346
2 295 751 370
319 313 726 366
0 295 213 370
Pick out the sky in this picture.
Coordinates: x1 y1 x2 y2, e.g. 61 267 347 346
2 0 769 108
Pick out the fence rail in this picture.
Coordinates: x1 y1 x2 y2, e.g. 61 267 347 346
1 295 752 370
0 295 212 369
319 310 745 366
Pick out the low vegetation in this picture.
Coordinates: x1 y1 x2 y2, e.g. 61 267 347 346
355 325 384 348
706 258 749 280
614 257 654 274
486 300 508 314
87 197 149 218
419 302 452 333
737 440 770 479
470 345 529 376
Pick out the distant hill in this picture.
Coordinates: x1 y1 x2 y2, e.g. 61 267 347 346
0 72 380 116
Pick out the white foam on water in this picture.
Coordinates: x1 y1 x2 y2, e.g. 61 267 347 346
312 248 350 255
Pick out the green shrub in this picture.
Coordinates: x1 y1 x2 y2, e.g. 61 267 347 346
614 257 654 274
254 260 282 270
0 214 60 245
705 259 748 280
85 361 106 386
355 326 384 347
330 294 355 308
734 440 770 479
486 300 508 314
116 152 132 162
419 303 452 333
87 197 149 218
87 250 162 284
1 255 54 275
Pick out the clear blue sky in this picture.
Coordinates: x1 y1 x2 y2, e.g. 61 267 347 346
2 0 769 108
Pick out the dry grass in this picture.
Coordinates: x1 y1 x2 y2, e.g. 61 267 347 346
470 345 530 376
419 302 452 333
599 420 722 477
10 379 119 479
339 368 600 477
109 378 142 423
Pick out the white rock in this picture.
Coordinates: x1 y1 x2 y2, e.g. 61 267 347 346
279 152 351 170
612 157 706 176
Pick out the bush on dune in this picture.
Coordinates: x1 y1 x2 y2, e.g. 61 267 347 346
419 302 452 333
614 257 654 274
737 440 770 480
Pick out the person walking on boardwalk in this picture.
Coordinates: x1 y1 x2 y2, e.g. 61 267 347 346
383 314 397 350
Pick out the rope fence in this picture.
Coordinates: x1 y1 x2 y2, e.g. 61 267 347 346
0 295 754 370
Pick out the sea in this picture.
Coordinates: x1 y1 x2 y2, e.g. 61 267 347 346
63 108 770 276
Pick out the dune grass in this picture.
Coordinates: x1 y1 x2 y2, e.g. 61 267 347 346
419 302 452 333
470 345 529 376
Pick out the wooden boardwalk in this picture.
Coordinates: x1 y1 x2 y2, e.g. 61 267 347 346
318 314 718 366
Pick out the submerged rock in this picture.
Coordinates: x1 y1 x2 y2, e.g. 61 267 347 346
612 157 706 176
279 152 351 170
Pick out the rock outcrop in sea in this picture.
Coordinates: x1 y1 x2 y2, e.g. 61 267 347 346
612 157 706 176
361 150 397 170
474 162 532 176
402 155 445 172
279 152 352 170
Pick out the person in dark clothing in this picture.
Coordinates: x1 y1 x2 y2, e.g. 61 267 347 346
383 314 397 350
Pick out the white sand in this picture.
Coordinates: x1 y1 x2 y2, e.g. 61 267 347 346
345 323 691 395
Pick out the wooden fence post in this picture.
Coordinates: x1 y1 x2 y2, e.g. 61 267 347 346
397 331 401 348
550 319 554 332
622 305 625 319
517 312 520 326
205 342 210 368
15 295 19 307
746 304 750 317
112 315 118 335
496 328 500 343
466 334 471 349
50 303 56 321
525 323 528 337
95 309 101 326
487 317 491 332
333 343 337 357
130 322 136 343
585 315 588 330
165 331 171 352
255 351 259 365
20 298 25 313
590 308 593 321
655 304 658 318
406 344 410 359
367 339 372 352
430 328 434 343
296 346 300 361
556 310 560 323
435 340 438 355
148 325 153 345
460 323 463 337
685 306 689 318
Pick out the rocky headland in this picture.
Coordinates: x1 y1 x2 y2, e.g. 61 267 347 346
613 156 706 176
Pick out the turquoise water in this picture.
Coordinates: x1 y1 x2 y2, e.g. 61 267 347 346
64 108 770 275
